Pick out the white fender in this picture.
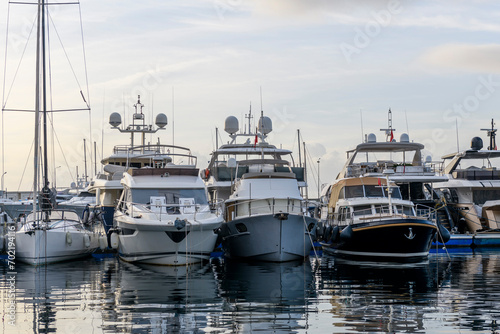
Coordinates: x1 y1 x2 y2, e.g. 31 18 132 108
66 231 73 246
110 232 119 250
98 234 107 250
83 233 91 248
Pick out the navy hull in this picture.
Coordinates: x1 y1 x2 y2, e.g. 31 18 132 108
322 218 437 262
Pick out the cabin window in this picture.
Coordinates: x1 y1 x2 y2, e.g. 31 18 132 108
384 187 402 199
344 185 364 198
352 205 372 216
473 189 500 205
338 187 345 199
365 185 383 198
131 188 208 206
400 206 414 216
338 207 350 222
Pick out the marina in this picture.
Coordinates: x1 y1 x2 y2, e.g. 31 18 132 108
2 250 500 333
2 1 500 333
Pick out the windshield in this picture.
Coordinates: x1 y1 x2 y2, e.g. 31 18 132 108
129 188 208 205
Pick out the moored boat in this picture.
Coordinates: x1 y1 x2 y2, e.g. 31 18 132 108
208 110 317 262
111 145 223 265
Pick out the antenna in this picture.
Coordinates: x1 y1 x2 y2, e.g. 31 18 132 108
172 86 175 148
360 109 364 142
260 86 264 118
481 118 497 150
455 118 460 152
405 110 409 136
380 108 396 142
245 103 253 134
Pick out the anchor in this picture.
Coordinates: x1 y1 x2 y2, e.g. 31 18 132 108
404 227 416 240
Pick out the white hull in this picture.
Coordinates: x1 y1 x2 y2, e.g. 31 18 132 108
116 217 221 265
221 214 316 262
16 228 100 265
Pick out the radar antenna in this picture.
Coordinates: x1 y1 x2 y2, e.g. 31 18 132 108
380 108 396 142
481 118 497 150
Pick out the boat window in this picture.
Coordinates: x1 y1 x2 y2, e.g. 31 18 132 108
344 185 364 198
338 207 350 221
401 206 414 216
365 185 383 198
473 189 500 205
374 205 392 214
383 187 402 199
131 188 208 205
338 187 344 199
352 205 372 216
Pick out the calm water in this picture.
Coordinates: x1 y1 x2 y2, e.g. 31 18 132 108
1 250 500 333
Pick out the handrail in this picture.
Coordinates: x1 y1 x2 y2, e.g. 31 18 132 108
116 199 221 221
225 197 312 220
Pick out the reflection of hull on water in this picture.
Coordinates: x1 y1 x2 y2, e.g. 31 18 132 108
317 254 451 333
220 214 316 262
116 261 218 304
214 259 315 333
216 259 314 304
4 259 107 333
322 218 437 263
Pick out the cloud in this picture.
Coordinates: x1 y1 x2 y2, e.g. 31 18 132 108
420 43 500 73
252 0 392 18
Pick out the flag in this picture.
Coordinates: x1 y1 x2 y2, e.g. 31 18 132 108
389 129 394 142
254 134 258 148
378 178 381 186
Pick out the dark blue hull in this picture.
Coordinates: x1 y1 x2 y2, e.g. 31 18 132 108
321 218 437 262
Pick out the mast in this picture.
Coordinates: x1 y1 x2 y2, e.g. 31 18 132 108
481 119 497 150
33 0 43 218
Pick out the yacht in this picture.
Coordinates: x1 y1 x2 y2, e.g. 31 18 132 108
208 111 317 262
320 113 449 262
88 95 171 233
434 121 500 244
109 126 223 265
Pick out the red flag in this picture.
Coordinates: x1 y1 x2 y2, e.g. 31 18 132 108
389 129 394 142
254 134 258 148
378 178 381 186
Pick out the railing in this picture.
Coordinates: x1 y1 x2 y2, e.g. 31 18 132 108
325 203 435 225
116 199 222 221
224 197 311 221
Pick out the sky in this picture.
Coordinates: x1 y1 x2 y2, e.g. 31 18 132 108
1 0 500 197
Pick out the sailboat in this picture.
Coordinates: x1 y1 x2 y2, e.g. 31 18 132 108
14 0 103 265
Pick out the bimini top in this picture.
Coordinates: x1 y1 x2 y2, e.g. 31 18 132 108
327 177 389 208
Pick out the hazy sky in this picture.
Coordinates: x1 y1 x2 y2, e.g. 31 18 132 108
1 0 500 196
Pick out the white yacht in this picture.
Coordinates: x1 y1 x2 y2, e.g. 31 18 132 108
88 95 171 234
435 122 500 236
110 145 223 265
208 111 317 262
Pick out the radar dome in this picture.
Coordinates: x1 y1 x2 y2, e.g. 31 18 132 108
471 136 483 151
367 133 376 143
109 112 122 127
225 116 239 134
155 113 168 128
400 133 410 143
258 116 272 135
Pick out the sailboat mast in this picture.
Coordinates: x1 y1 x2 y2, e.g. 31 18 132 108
41 0 49 194
33 0 43 217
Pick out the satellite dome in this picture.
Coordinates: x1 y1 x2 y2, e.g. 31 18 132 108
258 116 272 135
109 112 122 127
471 136 483 151
225 116 239 134
367 133 376 143
400 133 410 143
155 113 168 128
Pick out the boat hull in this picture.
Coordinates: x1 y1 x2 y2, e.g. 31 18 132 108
116 218 221 266
220 214 317 262
321 218 437 262
15 229 100 265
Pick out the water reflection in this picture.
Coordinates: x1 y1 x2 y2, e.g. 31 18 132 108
2 252 500 333
213 259 315 333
